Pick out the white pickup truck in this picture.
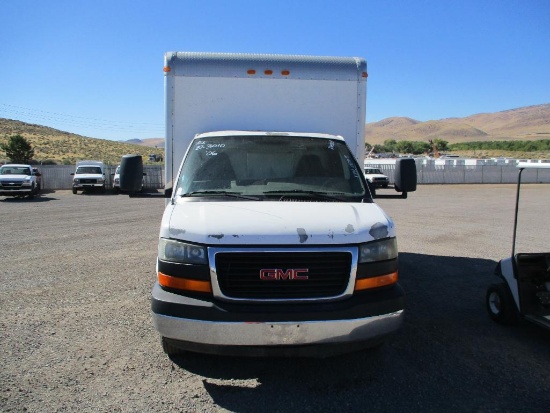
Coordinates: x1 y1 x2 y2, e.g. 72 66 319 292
364 167 389 188
0 164 41 199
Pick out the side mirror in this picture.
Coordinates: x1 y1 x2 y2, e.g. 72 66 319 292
394 158 417 193
120 154 144 193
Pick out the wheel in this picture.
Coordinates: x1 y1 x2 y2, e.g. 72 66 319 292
72 187 78 194
27 184 35 199
161 337 185 357
486 283 517 325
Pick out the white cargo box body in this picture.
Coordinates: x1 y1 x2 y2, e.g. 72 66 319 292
164 52 367 191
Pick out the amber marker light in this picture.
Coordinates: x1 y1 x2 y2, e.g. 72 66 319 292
163 66 171 73
264 69 273 75
158 272 212 293
362 72 368 78
247 69 256 75
281 70 290 76
355 272 398 291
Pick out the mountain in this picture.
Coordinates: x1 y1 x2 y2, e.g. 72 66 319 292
365 103 550 145
2 103 549 163
120 138 164 148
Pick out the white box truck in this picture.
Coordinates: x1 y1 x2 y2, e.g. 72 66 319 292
121 52 416 357
71 160 106 194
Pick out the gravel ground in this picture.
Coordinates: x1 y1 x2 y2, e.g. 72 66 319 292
1 185 549 412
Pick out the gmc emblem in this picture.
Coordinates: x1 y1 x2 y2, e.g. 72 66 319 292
259 268 309 280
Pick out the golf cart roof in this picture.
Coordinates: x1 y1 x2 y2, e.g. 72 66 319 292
517 162 550 169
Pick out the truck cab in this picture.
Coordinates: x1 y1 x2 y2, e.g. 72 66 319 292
0 164 41 199
71 161 106 194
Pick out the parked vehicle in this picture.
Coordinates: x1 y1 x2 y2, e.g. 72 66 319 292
149 154 163 162
486 162 550 329
364 167 389 188
71 160 105 194
0 164 41 199
121 52 417 357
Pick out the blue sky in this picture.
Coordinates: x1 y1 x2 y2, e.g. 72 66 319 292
1 0 549 141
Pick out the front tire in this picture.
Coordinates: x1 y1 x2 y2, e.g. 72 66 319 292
161 337 185 358
72 187 78 194
486 283 517 325
27 184 36 199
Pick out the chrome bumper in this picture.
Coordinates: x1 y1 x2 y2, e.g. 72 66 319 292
153 310 403 347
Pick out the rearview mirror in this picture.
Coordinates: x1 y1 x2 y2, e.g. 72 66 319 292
394 158 417 193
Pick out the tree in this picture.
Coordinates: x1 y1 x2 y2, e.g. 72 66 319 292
432 139 449 152
396 140 414 154
383 139 397 152
412 141 431 155
1 135 35 163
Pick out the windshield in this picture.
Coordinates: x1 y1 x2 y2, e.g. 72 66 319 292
365 168 383 174
175 135 367 200
0 166 31 175
76 166 102 174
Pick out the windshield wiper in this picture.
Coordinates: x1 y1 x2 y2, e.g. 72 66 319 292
182 190 261 200
262 190 347 201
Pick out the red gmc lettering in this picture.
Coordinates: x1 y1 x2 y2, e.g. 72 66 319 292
259 269 309 280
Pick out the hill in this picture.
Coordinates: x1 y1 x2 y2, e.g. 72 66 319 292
121 138 164 148
0 119 164 165
2 103 549 163
365 103 550 145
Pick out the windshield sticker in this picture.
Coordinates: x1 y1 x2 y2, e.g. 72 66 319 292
327 140 335 150
344 155 360 178
195 141 226 156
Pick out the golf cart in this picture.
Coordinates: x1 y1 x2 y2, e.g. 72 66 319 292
486 162 550 328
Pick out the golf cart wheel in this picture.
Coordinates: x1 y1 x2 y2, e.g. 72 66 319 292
486 283 517 325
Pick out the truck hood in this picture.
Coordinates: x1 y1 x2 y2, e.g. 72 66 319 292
162 200 395 245
0 174 30 181
74 174 103 179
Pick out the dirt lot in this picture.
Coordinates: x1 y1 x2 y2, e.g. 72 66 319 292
1 186 549 412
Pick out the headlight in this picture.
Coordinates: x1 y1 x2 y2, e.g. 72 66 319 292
21 180 32 186
98 178 105 184
158 238 207 264
359 238 398 263
74 179 80 184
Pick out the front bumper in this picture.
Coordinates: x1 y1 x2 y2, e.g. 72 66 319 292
371 180 389 188
73 183 104 189
0 187 33 196
152 282 404 356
